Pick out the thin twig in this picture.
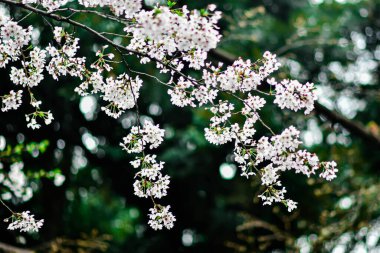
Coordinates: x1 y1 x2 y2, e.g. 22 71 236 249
0 198 14 214
52 7 130 24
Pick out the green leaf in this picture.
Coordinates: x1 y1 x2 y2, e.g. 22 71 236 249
167 1 176 8
200 9 209 16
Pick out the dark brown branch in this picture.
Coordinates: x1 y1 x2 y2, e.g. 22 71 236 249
314 103 380 145
210 49 380 147
0 236 110 253
51 7 130 24
0 242 34 253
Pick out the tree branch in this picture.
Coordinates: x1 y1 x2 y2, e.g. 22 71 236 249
0 0 199 85
314 103 380 145
0 0 140 56
0 242 34 253
210 49 380 147
2 0 379 147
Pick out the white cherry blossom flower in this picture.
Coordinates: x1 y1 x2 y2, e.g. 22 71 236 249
148 205 176 230
4 211 44 233
270 78 317 114
1 90 22 112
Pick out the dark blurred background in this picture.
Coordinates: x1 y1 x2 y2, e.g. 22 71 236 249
0 0 379 252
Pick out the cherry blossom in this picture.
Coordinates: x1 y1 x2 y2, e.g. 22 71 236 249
319 161 338 181
269 78 317 114
0 0 338 232
78 0 142 18
0 21 32 67
1 90 22 112
100 74 143 118
10 47 46 88
125 4 221 69
46 27 86 80
2 162 33 202
4 211 44 233
148 205 176 230
21 0 68 11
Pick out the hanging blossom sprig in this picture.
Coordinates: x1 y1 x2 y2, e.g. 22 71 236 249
0 0 338 231
1 19 54 129
1 162 33 202
0 147 63 233
121 121 176 230
120 121 176 230
4 211 44 233
46 26 86 80
0 198 44 233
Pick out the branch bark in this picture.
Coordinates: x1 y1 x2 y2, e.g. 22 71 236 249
0 242 34 253
314 103 380 145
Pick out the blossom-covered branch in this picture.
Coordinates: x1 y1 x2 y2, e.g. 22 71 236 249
0 0 338 231
1 198 44 233
210 49 380 147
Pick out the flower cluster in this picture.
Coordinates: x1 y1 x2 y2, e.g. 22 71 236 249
0 20 32 68
21 0 141 16
132 155 170 199
126 5 221 70
319 161 338 181
210 52 281 93
167 77 196 108
168 76 218 108
0 2 339 231
100 74 142 118
242 93 266 115
233 126 338 210
78 0 142 18
0 162 33 202
1 90 23 112
121 121 165 153
4 211 44 233
0 18 56 129
10 47 47 88
199 59 336 210
73 44 143 119
75 71 103 96
25 110 54 129
205 101 237 145
91 45 115 73
46 27 86 80
148 205 176 230
22 0 69 11
120 120 175 230
269 78 317 114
